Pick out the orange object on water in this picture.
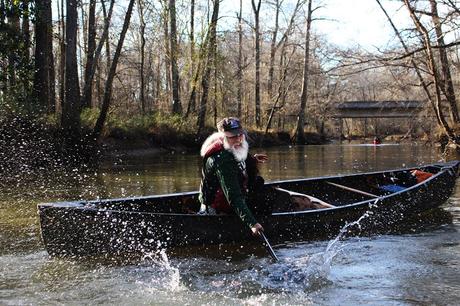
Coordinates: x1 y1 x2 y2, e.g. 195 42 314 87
411 169 433 183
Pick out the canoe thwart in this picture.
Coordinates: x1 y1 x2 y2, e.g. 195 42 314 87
326 181 380 198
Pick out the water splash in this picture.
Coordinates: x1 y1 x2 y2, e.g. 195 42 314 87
140 249 182 292
260 204 378 291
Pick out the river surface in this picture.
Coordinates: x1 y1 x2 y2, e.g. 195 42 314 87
1 142 460 305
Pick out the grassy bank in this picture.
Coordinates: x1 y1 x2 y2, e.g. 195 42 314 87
93 112 327 155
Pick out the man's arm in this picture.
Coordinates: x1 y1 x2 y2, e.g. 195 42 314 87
213 152 258 229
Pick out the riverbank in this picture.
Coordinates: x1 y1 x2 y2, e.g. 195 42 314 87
100 129 328 158
0 111 448 180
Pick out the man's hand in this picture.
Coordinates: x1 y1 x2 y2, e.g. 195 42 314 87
254 154 268 163
251 223 264 236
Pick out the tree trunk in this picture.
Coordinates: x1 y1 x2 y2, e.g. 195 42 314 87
268 0 280 98
268 0 302 106
22 0 30 62
213 65 217 126
197 0 219 133
81 0 114 110
237 0 243 118
32 0 52 114
162 3 171 97
92 0 136 140
265 44 297 134
62 0 81 140
82 0 96 109
46 0 55 113
186 0 196 115
1 0 6 96
57 0 65 115
7 2 19 90
375 0 438 125
137 0 146 113
295 0 312 144
429 0 459 124
169 0 181 114
187 58 202 118
403 0 455 141
252 0 262 127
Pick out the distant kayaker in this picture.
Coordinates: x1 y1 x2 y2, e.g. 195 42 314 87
198 117 268 236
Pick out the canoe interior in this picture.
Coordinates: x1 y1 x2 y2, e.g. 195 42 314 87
82 164 451 215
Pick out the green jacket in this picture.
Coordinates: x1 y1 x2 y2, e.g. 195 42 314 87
199 149 258 228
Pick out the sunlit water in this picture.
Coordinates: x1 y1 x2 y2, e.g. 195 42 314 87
1 142 460 305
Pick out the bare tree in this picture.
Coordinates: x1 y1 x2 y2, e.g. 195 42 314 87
7 1 19 91
268 0 303 99
82 0 96 109
92 0 136 140
32 0 53 113
268 0 280 97
252 0 262 127
47 0 56 112
265 45 298 134
169 0 181 114
56 0 65 114
187 0 196 114
237 0 243 117
80 0 115 111
137 0 147 113
162 2 171 97
403 0 455 140
22 0 30 62
62 0 81 140
295 0 312 143
197 0 219 133
375 0 437 124
429 0 459 124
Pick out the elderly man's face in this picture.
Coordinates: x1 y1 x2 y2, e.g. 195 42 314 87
223 133 248 162
225 133 245 149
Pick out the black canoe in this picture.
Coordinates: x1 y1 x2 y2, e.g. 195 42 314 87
38 161 460 257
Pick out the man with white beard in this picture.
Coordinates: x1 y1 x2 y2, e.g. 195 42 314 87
198 117 267 236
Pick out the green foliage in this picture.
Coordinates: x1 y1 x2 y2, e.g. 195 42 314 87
80 109 202 146
151 112 194 133
81 109 196 135
80 107 101 128
0 2 34 114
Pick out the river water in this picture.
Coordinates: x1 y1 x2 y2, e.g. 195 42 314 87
1 142 460 305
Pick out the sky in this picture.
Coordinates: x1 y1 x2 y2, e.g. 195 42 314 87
316 0 411 50
221 0 413 50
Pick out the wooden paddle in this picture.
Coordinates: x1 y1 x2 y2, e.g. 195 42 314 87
259 231 279 262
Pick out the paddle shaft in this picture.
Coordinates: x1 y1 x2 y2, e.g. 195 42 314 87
259 232 279 262
326 181 379 198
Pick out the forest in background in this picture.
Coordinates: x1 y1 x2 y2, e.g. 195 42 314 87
1 0 460 169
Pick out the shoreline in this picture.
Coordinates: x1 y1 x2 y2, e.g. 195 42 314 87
101 138 437 159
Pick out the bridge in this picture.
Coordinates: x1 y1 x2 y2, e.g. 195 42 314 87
332 100 425 137
333 100 424 118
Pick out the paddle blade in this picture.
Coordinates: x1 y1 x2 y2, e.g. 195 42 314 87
260 232 279 262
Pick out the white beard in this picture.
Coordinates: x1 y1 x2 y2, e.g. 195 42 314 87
223 137 249 162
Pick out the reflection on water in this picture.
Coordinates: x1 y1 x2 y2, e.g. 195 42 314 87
96 143 447 197
1 143 459 305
